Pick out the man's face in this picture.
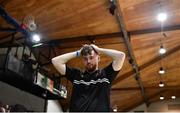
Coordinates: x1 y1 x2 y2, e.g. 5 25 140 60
82 50 99 72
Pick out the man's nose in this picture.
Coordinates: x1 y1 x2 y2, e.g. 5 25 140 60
87 59 91 63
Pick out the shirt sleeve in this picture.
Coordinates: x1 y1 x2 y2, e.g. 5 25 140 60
103 62 120 83
65 66 81 83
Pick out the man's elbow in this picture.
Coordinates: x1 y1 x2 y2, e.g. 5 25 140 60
51 57 56 65
120 52 126 60
51 57 60 67
119 52 126 67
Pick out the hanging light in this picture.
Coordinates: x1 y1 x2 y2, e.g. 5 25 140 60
160 95 164 100
113 105 117 112
159 81 164 87
159 67 165 74
159 45 166 54
157 13 167 22
32 33 41 42
171 96 176 99
113 107 117 112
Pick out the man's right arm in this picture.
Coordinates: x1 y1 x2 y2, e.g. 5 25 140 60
51 50 80 75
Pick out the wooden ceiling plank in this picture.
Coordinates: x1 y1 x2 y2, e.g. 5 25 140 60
123 89 166 111
113 44 180 85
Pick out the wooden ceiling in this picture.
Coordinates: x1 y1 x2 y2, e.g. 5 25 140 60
0 0 180 111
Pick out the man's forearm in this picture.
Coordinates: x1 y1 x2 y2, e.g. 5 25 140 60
51 50 80 75
99 48 125 60
52 51 78 64
90 44 125 71
100 48 125 71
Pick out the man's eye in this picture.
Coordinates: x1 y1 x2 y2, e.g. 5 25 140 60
90 56 93 59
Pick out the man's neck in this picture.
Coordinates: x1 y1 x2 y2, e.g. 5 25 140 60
86 67 99 74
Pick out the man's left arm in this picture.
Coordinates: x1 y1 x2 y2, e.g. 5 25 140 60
91 44 125 71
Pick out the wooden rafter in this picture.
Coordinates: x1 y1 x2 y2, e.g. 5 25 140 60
112 85 180 91
113 0 149 106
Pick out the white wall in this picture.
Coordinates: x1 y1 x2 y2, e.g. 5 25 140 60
132 98 180 112
0 81 45 111
0 47 35 59
47 100 63 112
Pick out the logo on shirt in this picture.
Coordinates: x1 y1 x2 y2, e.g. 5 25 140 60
73 78 110 85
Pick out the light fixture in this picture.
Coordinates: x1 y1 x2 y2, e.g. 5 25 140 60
113 108 117 112
32 33 41 42
113 105 117 112
159 45 166 54
109 0 116 15
159 81 164 87
159 67 165 74
32 43 43 48
171 96 176 99
157 13 167 22
160 95 164 100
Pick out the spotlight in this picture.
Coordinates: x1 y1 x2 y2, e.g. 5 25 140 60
159 45 166 54
159 81 164 87
160 96 164 100
171 96 176 99
159 67 165 74
113 107 117 112
32 33 40 42
157 13 167 22
113 105 117 112
109 0 116 15
113 108 117 112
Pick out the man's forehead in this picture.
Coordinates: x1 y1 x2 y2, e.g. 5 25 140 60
83 51 96 58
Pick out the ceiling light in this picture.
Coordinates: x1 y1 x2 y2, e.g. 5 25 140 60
159 67 165 74
159 81 164 87
113 105 117 112
32 43 43 48
157 13 167 22
159 45 166 54
171 96 176 99
160 96 164 100
113 108 117 112
32 33 40 42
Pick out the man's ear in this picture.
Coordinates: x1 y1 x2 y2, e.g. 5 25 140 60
98 56 100 62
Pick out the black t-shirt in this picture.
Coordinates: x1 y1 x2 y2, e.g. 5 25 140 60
65 63 119 112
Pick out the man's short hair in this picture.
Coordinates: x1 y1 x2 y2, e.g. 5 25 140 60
81 45 98 56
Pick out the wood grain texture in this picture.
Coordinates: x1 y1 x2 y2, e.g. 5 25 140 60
0 0 180 112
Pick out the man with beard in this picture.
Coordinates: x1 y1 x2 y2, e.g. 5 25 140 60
52 44 125 112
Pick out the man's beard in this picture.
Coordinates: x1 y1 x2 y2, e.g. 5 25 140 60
86 63 97 72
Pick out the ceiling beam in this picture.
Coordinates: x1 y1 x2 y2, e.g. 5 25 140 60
112 44 180 85
112 86 180 91
0 27 16 32
113 0 149 106
40 24 180 46
0 36 24 47
0 32 16 41
130 24 180 35
0 6 30 38
38 32 124 49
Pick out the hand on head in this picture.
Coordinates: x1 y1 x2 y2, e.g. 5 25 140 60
90 44 101 53
79 44 101 56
